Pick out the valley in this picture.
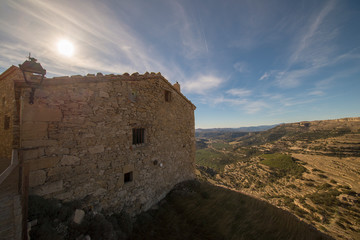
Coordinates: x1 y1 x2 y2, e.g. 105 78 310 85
196 118 360 240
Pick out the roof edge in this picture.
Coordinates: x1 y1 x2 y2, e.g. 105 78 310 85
0 65 19 81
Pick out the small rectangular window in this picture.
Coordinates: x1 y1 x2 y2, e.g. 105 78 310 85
132 128 145 145
124 171 133 183
4 115 10 130
165 90 172 102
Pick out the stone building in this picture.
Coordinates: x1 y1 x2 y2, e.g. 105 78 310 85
0 61 196 239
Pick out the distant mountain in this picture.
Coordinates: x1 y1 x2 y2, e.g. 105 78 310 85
236 117 360 146
196 124 280 133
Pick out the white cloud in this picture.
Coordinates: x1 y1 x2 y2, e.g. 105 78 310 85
275 69 312 88
0 0 187 81
259 72 270 81
243 100 268 114
233 62 248 73
213 96 247 105
226 88 252 97
182 74 224 95
269 0 340 89
170 1 208 59
289 0 336 65
211 96 268 114
308 90 325 96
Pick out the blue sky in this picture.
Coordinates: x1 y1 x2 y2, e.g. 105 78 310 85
1 0 359 128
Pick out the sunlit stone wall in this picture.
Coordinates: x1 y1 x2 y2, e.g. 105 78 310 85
0 67 20 172
19 72 196 215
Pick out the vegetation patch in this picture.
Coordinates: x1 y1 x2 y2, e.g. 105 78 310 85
306 189 341 208
196 148 236 171
211 142 233 151
259 153 306 178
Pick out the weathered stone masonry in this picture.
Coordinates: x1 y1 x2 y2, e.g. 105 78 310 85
1 67 196 224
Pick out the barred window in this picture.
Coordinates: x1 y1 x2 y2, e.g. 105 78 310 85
165 90 172 102
132 128 145 145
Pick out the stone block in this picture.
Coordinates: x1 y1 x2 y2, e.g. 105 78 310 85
31 180 63 196
60 155 81 166
27 157 60 171
73 209 85 224
63 116 85 124
88 145 104 154
97 161 110 170
93 188 107 196
21 139 57 148
21 122 48 140
29 170 46 187
123 164 134 174
54 191 72 200
47 166 72 180
22 105 62 122
45 147 69 156
99 91 110 98
23 148 44 160
116 176 124 189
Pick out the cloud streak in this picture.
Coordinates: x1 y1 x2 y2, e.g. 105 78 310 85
182 74 225 95
226 88 252 97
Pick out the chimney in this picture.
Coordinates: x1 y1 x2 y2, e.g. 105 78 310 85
173 82 181 92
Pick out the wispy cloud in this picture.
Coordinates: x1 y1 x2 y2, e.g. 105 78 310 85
182 74 225 95
0 0 190 82
226 88 252 97
308 90 324 96
289 0 337 65
243 100 269 114
170 1 209 59
212 96 268 114
259 72 270 81
233 62 248 73
271 0 339 89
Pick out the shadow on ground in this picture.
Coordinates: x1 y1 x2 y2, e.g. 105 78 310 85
130 180 333 240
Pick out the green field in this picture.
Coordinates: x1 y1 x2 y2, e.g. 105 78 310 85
196 148 236 171
211 142 233 151
260 153 306 178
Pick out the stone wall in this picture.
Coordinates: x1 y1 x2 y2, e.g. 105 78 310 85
19 72 196 215
0 166 22 240
0 67 19 172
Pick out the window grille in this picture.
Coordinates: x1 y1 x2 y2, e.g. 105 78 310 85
132 128 145 145
165 90 172 102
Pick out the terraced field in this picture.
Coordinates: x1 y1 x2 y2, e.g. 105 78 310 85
196 118 360 240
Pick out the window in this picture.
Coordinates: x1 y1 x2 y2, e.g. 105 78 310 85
165 90 172 102
124 171 133 183
4 115 10 130
132 128 145 145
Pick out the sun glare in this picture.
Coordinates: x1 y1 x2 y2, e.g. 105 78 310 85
57 39 74 57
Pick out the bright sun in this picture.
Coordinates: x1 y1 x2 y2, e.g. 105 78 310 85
57 39 74 57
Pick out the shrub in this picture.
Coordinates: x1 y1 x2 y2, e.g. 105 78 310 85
335 221 346 230
318 174 328 179
306 189 341 207
317 183 332 190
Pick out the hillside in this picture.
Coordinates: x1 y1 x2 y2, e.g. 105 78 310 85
195 124 278 139
196 117 360 240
